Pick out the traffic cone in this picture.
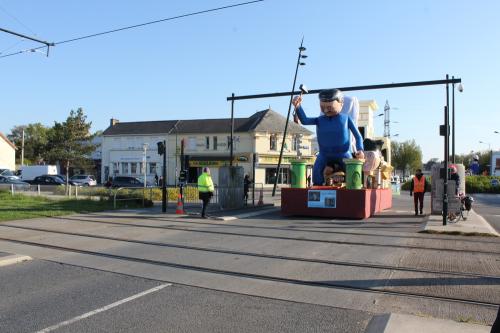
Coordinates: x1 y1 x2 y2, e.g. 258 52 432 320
175 193 185 214
258 187 264 206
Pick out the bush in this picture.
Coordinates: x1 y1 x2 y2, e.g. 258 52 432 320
466 176 500 193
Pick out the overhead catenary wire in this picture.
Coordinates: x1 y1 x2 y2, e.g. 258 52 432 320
0 3 39 36
0 0 264 59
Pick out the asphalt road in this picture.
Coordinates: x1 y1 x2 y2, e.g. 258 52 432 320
471 193 500 233
0 193 498 332
0 260 371 333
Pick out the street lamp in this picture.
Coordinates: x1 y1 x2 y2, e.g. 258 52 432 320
479 140 491 150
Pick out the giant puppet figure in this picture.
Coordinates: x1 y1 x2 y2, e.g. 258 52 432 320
293 89 364 185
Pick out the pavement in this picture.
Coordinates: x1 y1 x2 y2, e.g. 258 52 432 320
422 209 499 237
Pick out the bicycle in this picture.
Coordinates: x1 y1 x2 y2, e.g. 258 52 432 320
447 193 474 223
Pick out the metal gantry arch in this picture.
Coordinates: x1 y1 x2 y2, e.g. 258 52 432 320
227 76 462 225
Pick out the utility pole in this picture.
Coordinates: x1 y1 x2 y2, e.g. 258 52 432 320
21 129 25 166
384 100 390 138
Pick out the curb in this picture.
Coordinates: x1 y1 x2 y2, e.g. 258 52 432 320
420 209 499 237
364 313 491 333
0 254 32 267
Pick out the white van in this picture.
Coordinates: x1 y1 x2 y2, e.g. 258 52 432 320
20 165 58 181
391 175 400 184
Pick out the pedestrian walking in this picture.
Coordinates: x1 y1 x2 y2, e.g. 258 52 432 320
410 169 429 215
243 174 252 205
197 167 214 218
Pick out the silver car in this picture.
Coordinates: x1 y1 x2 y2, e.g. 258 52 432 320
70 175 97 186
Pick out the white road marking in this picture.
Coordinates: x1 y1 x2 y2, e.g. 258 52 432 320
0 254 32 267
35 283 171 333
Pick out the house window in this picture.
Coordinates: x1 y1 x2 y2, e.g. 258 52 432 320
270 134 277 151
213 136 218 150
131 163 137 174
291 136 297 151
121 162 129 174
188 137 196 150
112 162 119 175
205 136 210 150
149 162 157 174
265 167 290 184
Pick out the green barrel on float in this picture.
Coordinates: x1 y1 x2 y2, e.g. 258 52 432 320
344 158 363 190
290 160 307 188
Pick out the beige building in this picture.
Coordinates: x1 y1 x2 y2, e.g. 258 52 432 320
101 109 314 187
357 100 391 164
0 132 16 171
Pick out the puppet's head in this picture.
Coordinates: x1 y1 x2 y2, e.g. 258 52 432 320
319 89 344 117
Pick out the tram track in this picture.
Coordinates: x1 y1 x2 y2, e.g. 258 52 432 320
80 213 500 245
0 224 499 280
0 235 498 309
40 216 500 255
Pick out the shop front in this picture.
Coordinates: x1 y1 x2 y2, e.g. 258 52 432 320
257 154 315 187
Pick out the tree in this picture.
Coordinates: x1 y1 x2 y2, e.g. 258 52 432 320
391 140 423 177
8 123 50 165
423 158 440 171
45 108 97 188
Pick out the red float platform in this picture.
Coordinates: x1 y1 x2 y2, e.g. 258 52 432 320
281 187 392 219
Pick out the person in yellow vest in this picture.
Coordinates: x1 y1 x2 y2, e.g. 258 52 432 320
198 167 215 218
410 169 428 216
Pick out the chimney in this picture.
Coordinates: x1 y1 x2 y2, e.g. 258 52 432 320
110 118 119 127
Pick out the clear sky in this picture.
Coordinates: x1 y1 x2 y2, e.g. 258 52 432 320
1 0 499 161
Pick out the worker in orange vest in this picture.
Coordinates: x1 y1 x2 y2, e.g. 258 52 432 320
410 169 428 216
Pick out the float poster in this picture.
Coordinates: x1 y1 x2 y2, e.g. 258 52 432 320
307 190 337 208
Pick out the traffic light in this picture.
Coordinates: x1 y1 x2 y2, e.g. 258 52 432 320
157 141 165 155
179 170 187 182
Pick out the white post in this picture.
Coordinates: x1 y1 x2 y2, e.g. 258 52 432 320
21 128 25 166
37 184 40 196
143 143 148 189
10 184 14 195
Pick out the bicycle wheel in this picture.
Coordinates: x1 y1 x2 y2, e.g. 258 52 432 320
461 207 468 221
448 212 460 223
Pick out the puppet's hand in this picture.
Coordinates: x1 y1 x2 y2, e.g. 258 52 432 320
355 150 365 159
292 95 302 108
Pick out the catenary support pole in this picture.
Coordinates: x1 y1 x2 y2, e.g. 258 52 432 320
452 75 455 163
443 74 450 226
272 39 305 197
230 93 235 167
162 140 167 213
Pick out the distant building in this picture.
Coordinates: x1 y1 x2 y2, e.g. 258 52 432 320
101 109 314 186
0 132 16 170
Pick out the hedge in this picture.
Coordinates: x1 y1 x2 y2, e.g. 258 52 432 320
400 176 500 193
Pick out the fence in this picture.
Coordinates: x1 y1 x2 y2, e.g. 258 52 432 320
1 181 275 209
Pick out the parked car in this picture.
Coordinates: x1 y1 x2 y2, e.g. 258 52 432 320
0 175 30 189
70 175 97 186
0 169 20 180
111 176 147 188
27 175 76 186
